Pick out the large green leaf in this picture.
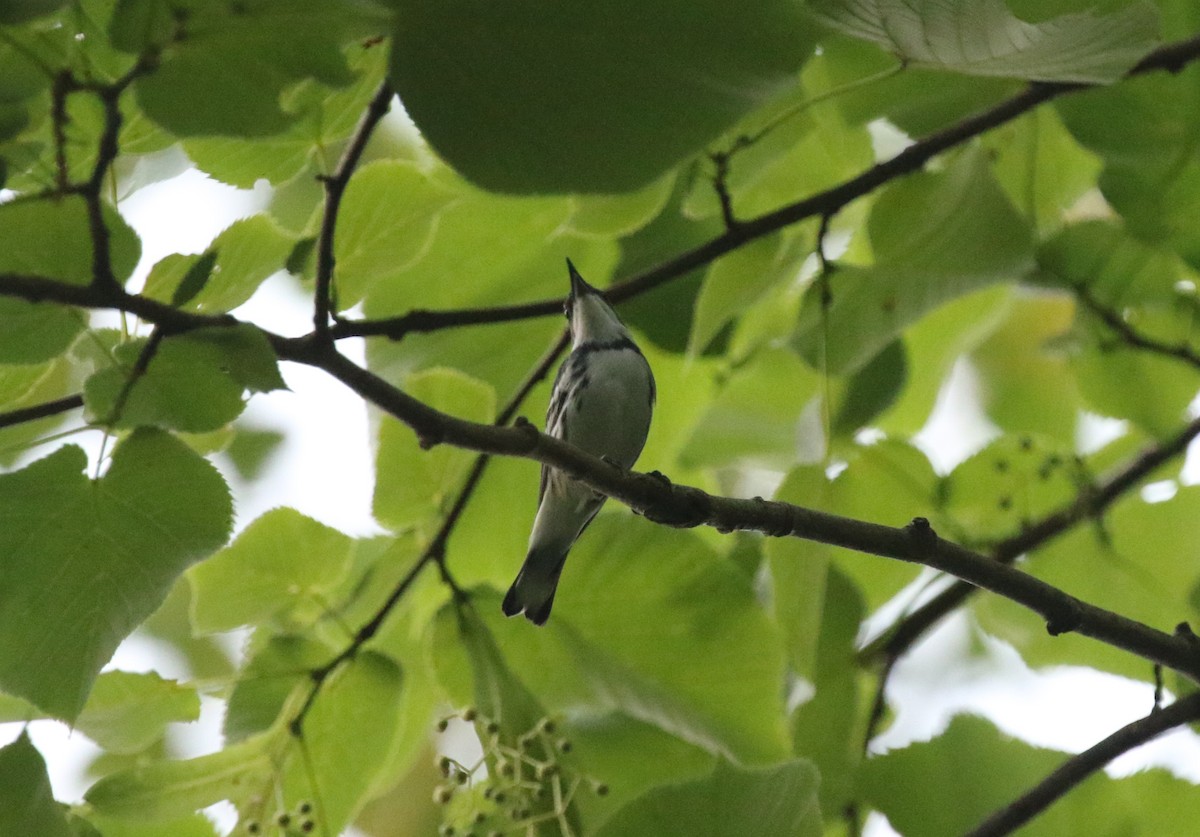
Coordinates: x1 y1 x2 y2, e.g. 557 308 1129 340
970 292 1080 442
790 568 865 818
182 44 389 188
85 734 273 820
373 368 496 531
332 160 460 309
810 0 1158 83
862 714 1200 837
84 325 285 432
680 348 821 469
188 508 354 633
480 516 792 765
794 150 1033 375
279 652 404 834
0 196 140 285
0 733 71 837
141 216 296 313
75 671 201 755
388 0 816 192
976 487 1200 680
0 430 232 719
124 0 387 136
596 758 821 837
1057 65 1200 268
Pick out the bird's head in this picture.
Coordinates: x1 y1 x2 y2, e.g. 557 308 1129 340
565 259 628 345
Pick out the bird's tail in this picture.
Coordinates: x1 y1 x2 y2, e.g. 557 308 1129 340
502 544 569 626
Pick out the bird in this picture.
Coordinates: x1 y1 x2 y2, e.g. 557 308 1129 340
502 259 656 625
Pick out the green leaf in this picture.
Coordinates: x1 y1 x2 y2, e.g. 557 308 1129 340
75 671 200 754
1056 65 1200 267
567 173 676 238
941 434 1086 543
790 567 865 818
182 45 389 188
976 487 1200 680
689 235 796 356
774 442 936 611
862 714 1200 837
595 758 821 837
485 516 792 764
810 0 1158 83
130 0 385 136
169 251 219 308
861 715 1059 836
877 286 1012 435
85 734 273 820
85 325 285 432
0 732 71 837
223 634 328 743
332 160 460 309
0 196 140 285
985 106 1102 234
279 652 404 833
0 299 85 364
1073 310 1200 437
189 508 354 633
83 814 218 837
1035 220 1186 305
142 215 296 313
830 337 908 436
373 368 495 531
680 348 821 469
794 150 1034 375
389 0 816 192
0 0 67 24
0 429 232 719
970 293 1080 441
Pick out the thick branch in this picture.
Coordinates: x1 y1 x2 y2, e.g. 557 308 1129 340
284 342 1200 683
0 394 84 430
312 80 395 339
967 692 1200 837
331 33 1200 341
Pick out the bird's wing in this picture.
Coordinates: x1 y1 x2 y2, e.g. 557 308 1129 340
539 354 572 504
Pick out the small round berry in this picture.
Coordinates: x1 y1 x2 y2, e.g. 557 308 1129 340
555 738 573 754
275 812 291 828
245 822 260 835
593 782 610 797
436 718 450 733
434 785 454 805
297 801 313 815
462 707 478 722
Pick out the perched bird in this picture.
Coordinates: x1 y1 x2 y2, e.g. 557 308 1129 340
502 260 656 625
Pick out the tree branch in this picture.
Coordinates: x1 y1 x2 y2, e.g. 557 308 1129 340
0 394 84 430
967 692 1200 837
1076 285 1200 371
863 413 1200 666
312 80 394 340
273 341 1200 683
330 32 1200 342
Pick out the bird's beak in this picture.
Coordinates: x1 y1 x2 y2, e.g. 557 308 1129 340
566 258 595 300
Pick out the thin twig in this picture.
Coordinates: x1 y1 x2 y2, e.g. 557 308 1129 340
966 692 1200 837
312 81 394 340
1076 285 1200 371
